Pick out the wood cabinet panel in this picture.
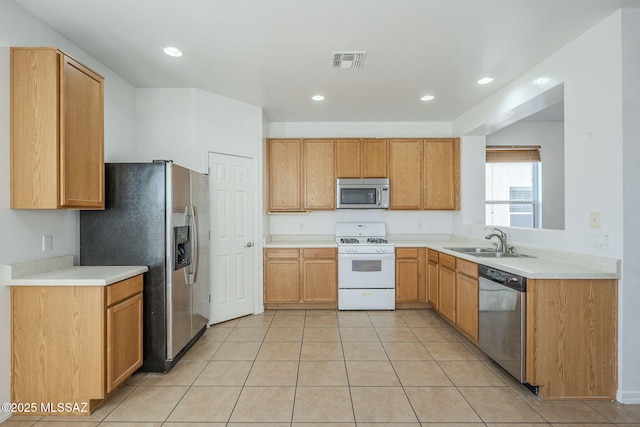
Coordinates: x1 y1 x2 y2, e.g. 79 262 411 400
303 259 337 302
362 139 388 178
456 258 478 279
455 272 478 341
438 253 456 270
427 259 439 308
107 293 143 392
526 278 617 400
303 139 335 210
265 259 300 302
389 139 423 209
423 138 460 210
336 139 362 178
11 47 104 210
267 139 303 211
395 247 426 303
438 265 456 323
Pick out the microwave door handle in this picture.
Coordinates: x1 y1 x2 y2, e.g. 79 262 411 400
377 188 381 206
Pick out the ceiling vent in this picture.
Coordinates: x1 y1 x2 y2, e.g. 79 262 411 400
332 51 367 69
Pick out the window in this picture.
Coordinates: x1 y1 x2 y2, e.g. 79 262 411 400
485 146 541 228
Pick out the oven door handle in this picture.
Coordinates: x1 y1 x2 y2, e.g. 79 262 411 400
339 252 396 260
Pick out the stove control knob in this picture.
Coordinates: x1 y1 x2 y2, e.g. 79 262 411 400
380 247 387 253
352 247 357 253
376 248 381 253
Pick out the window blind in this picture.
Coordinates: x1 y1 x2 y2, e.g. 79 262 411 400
486 145 541 163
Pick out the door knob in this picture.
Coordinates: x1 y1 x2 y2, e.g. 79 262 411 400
245 242 254 248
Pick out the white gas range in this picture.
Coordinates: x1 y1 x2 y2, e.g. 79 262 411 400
335 222 396 310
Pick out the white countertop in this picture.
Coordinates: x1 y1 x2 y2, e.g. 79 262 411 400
3 255 148 286
265 234 620 280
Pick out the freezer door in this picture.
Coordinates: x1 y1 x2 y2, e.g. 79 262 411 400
167 164 193 360
190 170 209 334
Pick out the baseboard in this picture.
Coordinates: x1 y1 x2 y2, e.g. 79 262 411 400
616 389 640 404
0 412 11 423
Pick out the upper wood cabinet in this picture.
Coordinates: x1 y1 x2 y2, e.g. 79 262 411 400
389 139 423 209
336 139 388 178
303 139 335 210
267 139 303 212
423 138 460 210
11 47 104 210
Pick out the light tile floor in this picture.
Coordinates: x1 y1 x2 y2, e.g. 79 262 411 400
5 308 640 426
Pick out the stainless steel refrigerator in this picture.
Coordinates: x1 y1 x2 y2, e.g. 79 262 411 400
80 160 209 372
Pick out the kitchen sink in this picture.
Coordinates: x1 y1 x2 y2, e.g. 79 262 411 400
444 247 535 258
444 247 495 253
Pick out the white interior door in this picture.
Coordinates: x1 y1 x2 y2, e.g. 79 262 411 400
208 153 255 324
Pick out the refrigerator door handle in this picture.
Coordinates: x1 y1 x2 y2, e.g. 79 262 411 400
186 205 198 285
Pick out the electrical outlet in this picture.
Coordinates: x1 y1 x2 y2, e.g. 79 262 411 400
42 234 53 251
590 212 601 229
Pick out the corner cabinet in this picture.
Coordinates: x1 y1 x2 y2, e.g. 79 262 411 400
264 247 337 309
11 47 104 210
388 138 460 210
395 247 427 307
11 275 143 415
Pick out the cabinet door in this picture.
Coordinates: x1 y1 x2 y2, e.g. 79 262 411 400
60 54 105 209
438 266 456 323
362 139 388 178
267 139 303 211
396 258 419 302
336 139 362 178
427 261 439 308
456 273 478 341
423 138 460 210
303 259 337 302
106 293 143 393
389 139 422 209
265 260 300 302
303 139 336 210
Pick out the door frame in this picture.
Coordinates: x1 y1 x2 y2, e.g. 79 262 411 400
207 149 264 317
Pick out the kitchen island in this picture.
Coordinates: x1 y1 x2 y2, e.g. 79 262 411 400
5 255 148 415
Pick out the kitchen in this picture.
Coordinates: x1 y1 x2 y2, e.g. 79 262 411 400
1 0 640 424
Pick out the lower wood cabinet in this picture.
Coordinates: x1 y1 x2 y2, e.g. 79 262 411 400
526 278 618 400
264 247 337 308
427 249 439 308
455 258 479 341
395 247 427 307
11 274 143 415
437 253 456 323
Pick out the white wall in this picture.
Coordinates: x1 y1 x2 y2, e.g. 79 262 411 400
267 121 454 236
453 11 623 259
453 10 640 402
0 2 138 421
620 8 640 404
486 121 565 230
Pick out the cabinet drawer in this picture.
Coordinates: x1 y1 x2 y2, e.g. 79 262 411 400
302 248 336 259
456 258 478 278
427 249 439 263
265 248 300 259
107 274 143 306
396 248 419 258
439 253 456 270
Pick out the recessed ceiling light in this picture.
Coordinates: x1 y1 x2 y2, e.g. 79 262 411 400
477 77 494 85
163 47 183 57
311 95 325 101
420 95 435 101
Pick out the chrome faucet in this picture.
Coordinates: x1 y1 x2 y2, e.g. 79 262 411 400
485 227 508 253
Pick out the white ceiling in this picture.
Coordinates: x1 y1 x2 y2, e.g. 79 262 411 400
11 0 640 122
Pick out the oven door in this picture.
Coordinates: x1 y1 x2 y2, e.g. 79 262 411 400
338 252 395 289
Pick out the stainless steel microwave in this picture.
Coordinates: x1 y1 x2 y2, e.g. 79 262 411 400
336 178 390 209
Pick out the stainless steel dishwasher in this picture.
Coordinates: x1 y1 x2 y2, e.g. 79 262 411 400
478 265 527 382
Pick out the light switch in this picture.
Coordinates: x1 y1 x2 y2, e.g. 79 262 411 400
590 212 601 229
